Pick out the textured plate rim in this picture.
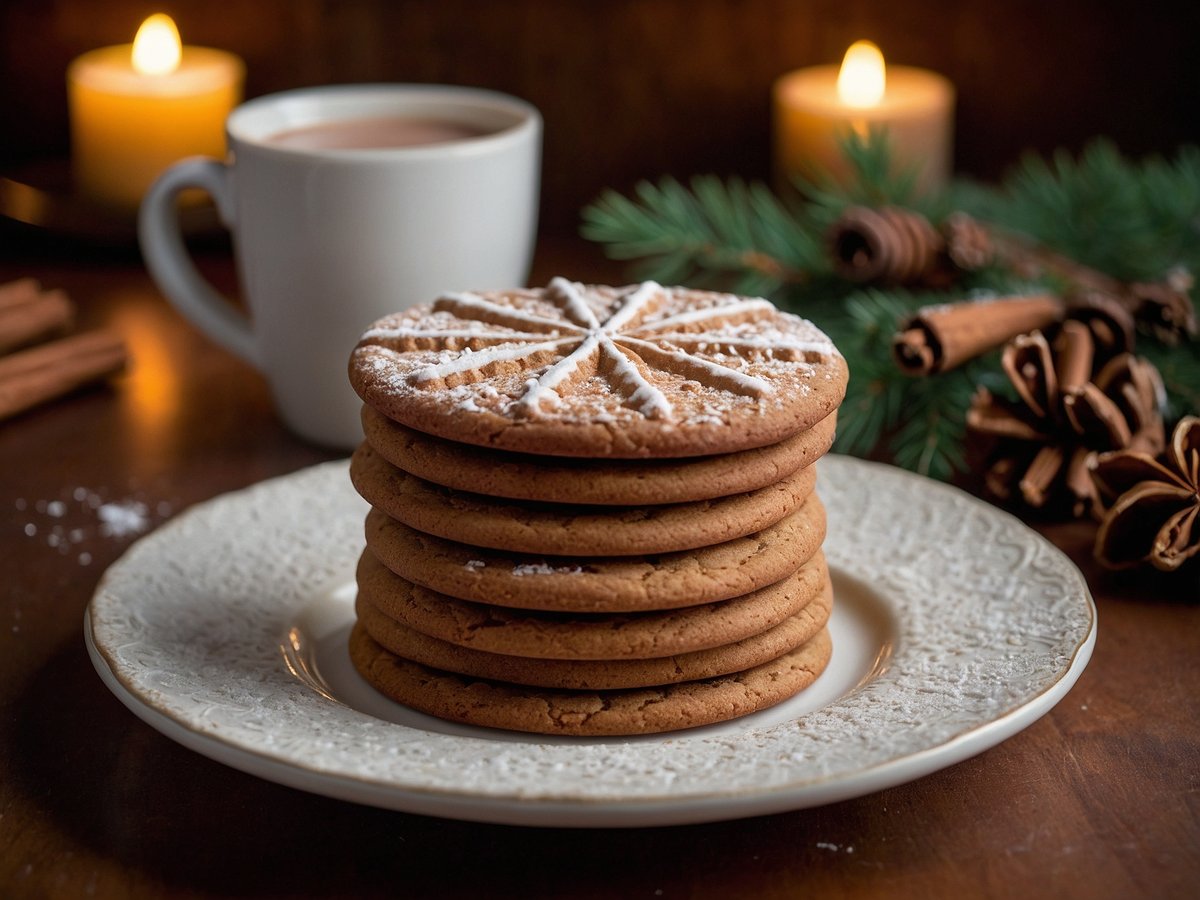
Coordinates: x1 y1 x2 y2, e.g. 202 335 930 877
85 456 1096 827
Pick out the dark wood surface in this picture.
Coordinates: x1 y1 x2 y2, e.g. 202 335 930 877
1 233 1198 899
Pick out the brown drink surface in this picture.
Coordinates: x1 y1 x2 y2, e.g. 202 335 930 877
267 115 489 150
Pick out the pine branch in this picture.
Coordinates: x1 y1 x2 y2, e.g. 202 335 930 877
581 176 824 294
579 137 1200 482
580 133 926 296
823 289 982 479
824 290 915 458
887 365 980 481
976 139 1200 282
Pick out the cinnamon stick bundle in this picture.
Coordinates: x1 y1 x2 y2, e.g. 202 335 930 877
893 293 1065 376
0 330 128 422
0 279 74 354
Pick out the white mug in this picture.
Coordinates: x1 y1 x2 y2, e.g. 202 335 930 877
139 84 541 448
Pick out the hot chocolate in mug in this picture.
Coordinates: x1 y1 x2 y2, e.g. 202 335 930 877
140 83 541 448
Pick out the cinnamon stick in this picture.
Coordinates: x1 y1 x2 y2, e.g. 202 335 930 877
828 206 945 285
0 288 75 354
893 293 1065 376
0 330 128 422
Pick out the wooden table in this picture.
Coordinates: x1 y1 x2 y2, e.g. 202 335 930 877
2 232 1197 899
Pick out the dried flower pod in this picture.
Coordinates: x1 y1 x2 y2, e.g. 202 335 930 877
966 324 1167 518
1091 416 1200 572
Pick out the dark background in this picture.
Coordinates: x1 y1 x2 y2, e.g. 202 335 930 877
2 0 1198 232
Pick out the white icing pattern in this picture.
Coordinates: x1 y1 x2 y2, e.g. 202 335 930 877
401 278 788 421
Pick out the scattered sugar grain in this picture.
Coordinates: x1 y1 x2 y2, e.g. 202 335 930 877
97 501 150 538
23 523 36 537
14 498 26 511
512 562 584 576
78 553 92 566
46 500 66 518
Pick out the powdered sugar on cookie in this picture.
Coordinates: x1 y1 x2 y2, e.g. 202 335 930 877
350 278 847 457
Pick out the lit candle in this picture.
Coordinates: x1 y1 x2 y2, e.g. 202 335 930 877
772 41 954 193
67 14 244 211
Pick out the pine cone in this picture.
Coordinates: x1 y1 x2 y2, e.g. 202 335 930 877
966 320 1166 518
1090 416 1200 572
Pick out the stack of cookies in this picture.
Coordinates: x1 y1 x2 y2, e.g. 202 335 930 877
346 277 848 736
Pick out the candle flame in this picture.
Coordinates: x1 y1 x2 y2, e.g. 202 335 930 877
131 14 182 76
837 40 886 108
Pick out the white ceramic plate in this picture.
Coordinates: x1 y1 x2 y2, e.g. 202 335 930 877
86 456 1095 827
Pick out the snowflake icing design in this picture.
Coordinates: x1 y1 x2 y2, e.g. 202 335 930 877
364 277 836 420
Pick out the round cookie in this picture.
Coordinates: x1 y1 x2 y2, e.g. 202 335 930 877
361 403 837 505
354 576 833 690
350 442 818 556
356 547 829 660
364 496 827 612
349 278 848 458
348 623 833 736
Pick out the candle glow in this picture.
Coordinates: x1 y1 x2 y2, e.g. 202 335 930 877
837 40 886 108
67 15 244 211
131 14 182 76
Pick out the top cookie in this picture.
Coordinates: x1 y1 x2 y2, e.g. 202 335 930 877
349 278 847 458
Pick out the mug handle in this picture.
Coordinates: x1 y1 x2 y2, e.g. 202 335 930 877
138 158 262 368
